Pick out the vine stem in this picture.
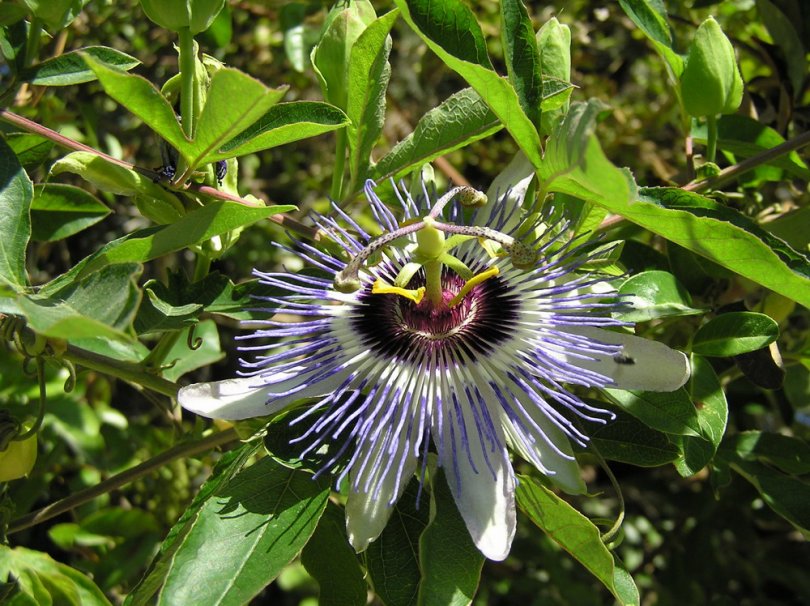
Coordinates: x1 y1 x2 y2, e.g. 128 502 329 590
684 129 810 194
0 109 321 241
7 428 239 535
330 128 347 202
705 115 718 164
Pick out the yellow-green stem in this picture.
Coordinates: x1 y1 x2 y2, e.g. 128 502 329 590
330 128 347 201
424 260 444 306
706 114 718 163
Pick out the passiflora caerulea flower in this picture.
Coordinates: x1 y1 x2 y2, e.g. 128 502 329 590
179 176 690 561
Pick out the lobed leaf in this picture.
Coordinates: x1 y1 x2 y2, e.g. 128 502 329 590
0 545 111 606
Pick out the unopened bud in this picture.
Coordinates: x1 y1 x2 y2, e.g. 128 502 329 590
680 17 743 117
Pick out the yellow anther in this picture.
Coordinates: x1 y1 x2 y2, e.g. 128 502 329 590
448 266 500 308
372 279 426 304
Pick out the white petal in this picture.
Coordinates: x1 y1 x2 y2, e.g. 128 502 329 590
345 430 419 552
435 396 516 561
178 368 350 420
563 326 690 392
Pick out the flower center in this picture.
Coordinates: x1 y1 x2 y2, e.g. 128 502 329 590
352 266 520 361
399 272 475 339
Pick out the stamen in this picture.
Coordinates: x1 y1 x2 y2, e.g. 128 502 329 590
334 220 425 292
372 278 426 304
448 266 500 308
428 186 487 218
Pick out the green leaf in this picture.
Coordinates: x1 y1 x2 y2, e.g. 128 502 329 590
617 270 703 322
594 185 810 309
692 312 779 357
5 133 54 167
30 184 110 242
0 545 111 606
604 388 702 437
537 17 572 134
11 264 142 347
617 0 683 77
366 479 430 606
301 503 367 606
19 46 139 86
500 0 542 126
418 470 484 606
541 99 636 209
516 476 640 606
19 0 88 31
346 9 398 185
42 200 295 291
50 151 185 224
588 405 680 467
0 4 27 26
395 0 544 168
722 431 810 476
372 88 501 184
156 458 329 606
730 459 810 530
125 443 260 606
217 101 349 161
0 136 33 289
190 68 288 167
81 52 188 154
672 354 728 476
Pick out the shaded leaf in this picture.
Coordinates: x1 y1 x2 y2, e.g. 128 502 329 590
588 404 681 467
516 475 639 606
366 479 429 606
418 470 484 606
0 136 33 289
346 9 398 186
500 0 542 126
692 312 779 357
301 503 367 606
30 184 110 242
604 388 702 437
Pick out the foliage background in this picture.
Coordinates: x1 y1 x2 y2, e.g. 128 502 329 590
1 0 809 604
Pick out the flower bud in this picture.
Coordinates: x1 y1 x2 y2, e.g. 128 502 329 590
311 0 376 109
680 17 743 117
140 0 225 34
